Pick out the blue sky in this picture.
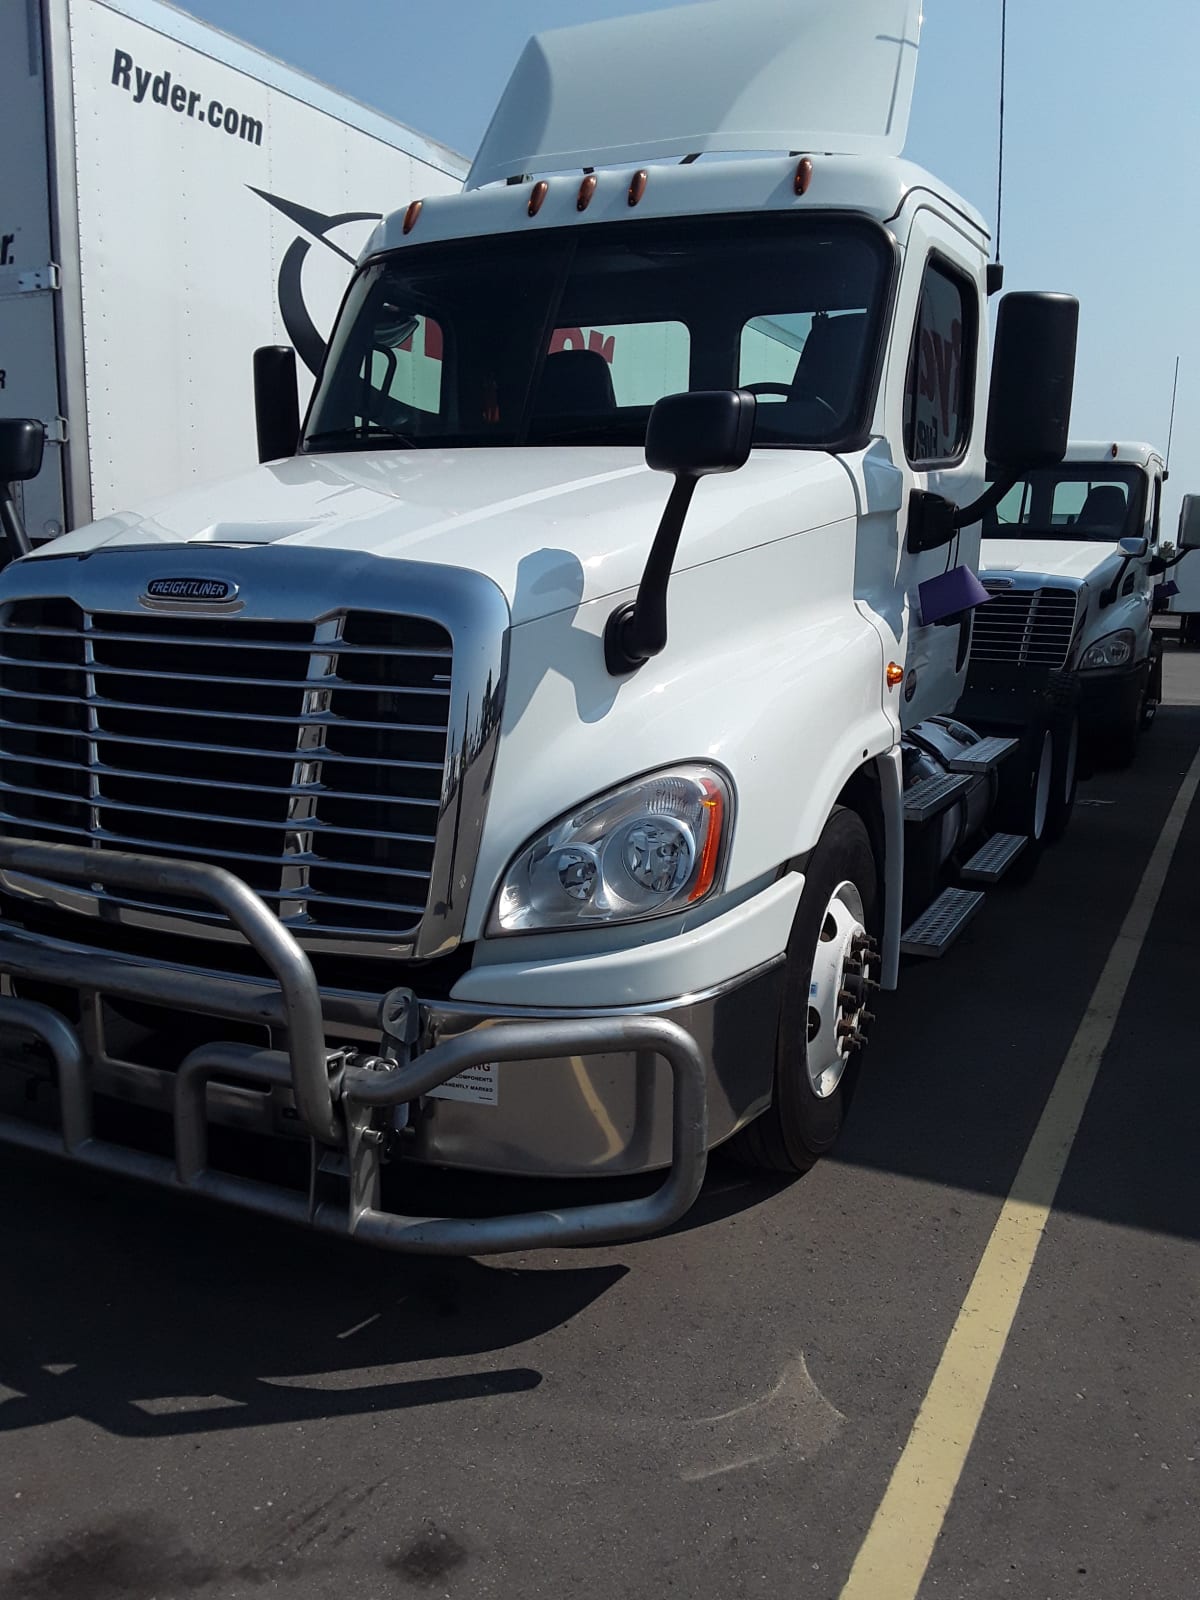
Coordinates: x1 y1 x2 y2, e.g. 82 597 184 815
186 0 1200 528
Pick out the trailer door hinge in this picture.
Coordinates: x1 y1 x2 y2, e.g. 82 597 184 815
16 264 61 293
44 417 69 445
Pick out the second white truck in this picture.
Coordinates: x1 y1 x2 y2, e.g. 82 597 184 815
0 0 1084 1252
966 442 1167 771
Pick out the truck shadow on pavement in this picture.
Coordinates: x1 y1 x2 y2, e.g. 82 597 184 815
0 1151 614 1440
0 1145 784 1442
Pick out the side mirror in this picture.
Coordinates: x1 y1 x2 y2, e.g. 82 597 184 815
1179 495 1200 552
1119 536 1149 559
0 419 46 484
0 419 45 560
986 292 1079 471
644 388 756 478
605 390 756 675
253 345 300 464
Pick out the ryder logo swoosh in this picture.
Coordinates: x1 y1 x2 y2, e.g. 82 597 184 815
249 187 382 376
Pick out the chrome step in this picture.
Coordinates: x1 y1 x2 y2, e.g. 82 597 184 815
901 887 985 958
945 736 1020 774
960 832 1027 885
903 771 973 823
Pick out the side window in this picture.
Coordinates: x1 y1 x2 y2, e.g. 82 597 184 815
903 260 976 465
1150 475 1162 545
363 313 444 419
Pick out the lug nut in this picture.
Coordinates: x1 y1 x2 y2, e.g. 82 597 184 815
861 1010 876 1027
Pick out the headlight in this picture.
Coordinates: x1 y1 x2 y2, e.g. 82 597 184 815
1080 629 1135 670
491 764 732 934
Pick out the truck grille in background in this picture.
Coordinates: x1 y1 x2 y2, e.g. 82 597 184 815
0 600 453 941
973 584 1079 669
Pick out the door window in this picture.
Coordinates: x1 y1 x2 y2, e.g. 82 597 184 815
903 260 976 465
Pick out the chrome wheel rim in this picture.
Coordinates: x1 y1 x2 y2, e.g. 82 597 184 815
805 880 873 1099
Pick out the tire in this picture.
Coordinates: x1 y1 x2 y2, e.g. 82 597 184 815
1044 714 1079 843
730 808 878 1176
996 723 1055 870
1142 647 1163 731
1097 697 1141 769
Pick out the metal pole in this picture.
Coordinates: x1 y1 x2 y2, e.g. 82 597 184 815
996 0 1007 262
1166 356 1181 472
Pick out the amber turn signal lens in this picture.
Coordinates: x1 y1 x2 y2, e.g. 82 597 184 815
886 663 905 688
688 780 726 903
403 200 423 235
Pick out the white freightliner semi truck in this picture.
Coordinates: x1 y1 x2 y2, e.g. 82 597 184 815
0 0 1083 1253
960 442 1180 776
0 0 464 542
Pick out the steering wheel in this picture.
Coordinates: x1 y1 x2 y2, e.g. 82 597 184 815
743 383 840 423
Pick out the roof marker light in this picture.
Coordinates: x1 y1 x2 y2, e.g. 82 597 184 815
403 200 423 235
528 181 549 217
577 174 598 211
794 157 814 196
628 169 648 207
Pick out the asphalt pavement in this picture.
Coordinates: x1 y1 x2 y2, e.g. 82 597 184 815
1 640 1197 1600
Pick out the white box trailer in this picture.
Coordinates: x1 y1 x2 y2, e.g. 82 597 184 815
0 0 465 541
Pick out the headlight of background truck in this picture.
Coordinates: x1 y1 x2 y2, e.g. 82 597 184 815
491 764 733 934
1080 629 1136 670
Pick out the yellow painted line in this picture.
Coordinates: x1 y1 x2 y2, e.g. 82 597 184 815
839 742 1200 1600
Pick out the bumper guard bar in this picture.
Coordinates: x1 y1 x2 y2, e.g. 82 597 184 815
0 840 709 1253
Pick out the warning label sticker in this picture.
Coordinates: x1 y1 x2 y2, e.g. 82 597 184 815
427 1063 499 1107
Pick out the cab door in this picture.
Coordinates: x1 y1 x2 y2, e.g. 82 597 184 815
883 211 988 729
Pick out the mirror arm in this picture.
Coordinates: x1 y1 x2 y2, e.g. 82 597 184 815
0 486 32 560
1100 557 1134 610
951 470 1019 531
605 475 699 676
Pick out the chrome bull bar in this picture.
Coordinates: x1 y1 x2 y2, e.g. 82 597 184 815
0 839 709 1253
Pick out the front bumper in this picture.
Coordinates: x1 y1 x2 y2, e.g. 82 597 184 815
0 840 784 1253
1076 658 1148 739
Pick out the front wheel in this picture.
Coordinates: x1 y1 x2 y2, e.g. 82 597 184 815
1045 714 1080 843
1141 647 1163 730
730 808 879 1176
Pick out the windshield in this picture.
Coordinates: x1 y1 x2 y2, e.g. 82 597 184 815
303 216 892 454
985 465 1148 542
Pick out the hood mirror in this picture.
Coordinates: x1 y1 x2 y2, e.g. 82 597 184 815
0 418 45 560
605 390 756 676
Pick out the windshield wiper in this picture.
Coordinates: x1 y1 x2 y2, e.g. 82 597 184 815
305 424 418 451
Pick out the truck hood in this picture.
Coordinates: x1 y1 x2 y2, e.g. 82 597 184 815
36 447 856 625
980 538 1125 587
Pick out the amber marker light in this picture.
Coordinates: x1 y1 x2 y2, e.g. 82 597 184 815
577 174 598 211
794 157 814 196
688 780 726 903
528 181 549 217
628 169 649 207
403 200 423 235
887 663 905 689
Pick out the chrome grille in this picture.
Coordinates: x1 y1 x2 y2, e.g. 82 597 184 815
0 599 453 940
973 584 1079 669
